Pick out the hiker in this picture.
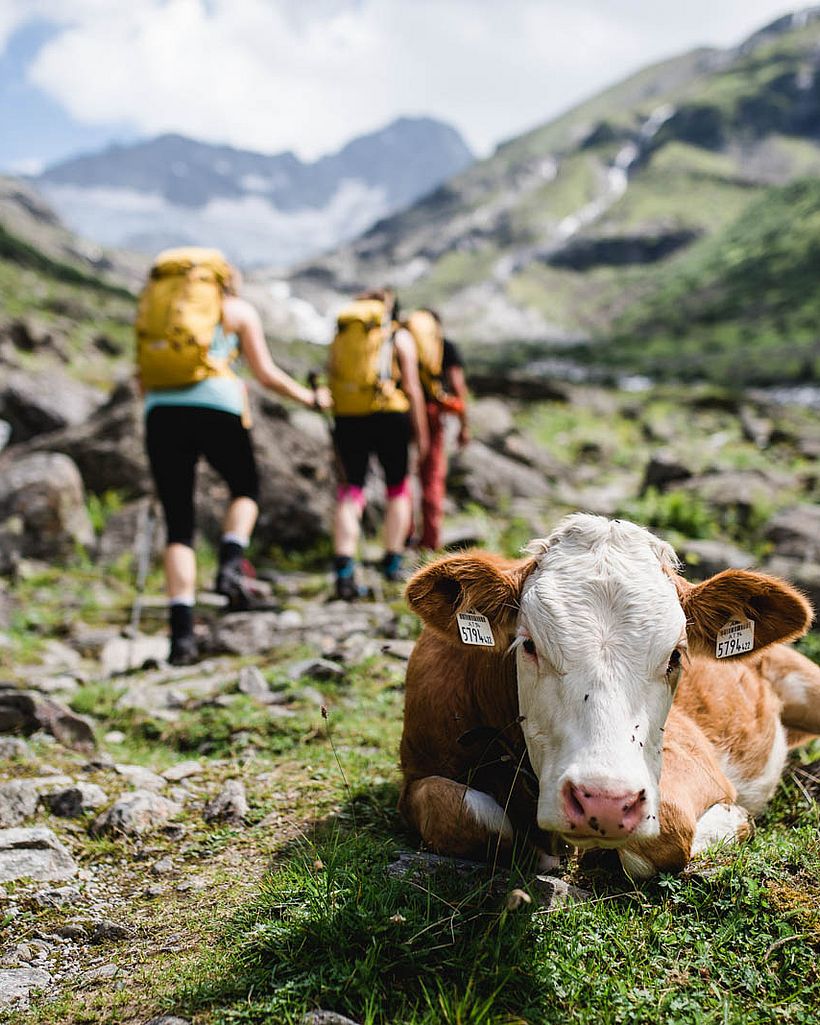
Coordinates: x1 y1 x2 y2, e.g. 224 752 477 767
405 308 470 551
328 288 429 599
135 246 331 665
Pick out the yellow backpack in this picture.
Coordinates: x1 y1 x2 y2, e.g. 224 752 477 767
135 246 236 390
328 298 410 415
405 309 445 403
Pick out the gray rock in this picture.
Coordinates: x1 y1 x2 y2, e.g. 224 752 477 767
89 919 136 944
0 688 96 751
42 783 108 817
0 967 51 1009
680 469 793 525
469 397 515 444
0 737 30 760
531 873 591 908
0 368 103 444
90 790 180 837
161 760 203 782
641 449 694 492
237 665 271 698
678 539 755 580
0 452 94 561
764 506 820 561
100 634 170 676
301 1012 362 1025
114 764 167 792
82 962 119 984
288 658 345 682
448 440 552 510
0 827 77 882
763 556 820 613
0 420 10 454
96 497 167 565
0 780 40 827
210 612 284 655
203 779 248 824
144 1017 192 1025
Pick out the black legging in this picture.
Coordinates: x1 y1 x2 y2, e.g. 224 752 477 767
145 405 259 547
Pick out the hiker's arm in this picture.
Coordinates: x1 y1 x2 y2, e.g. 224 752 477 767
446 364 470 447
237 304 331 409
395 329 429 462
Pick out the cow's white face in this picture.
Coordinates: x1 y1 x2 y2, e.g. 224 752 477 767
515 515 686 847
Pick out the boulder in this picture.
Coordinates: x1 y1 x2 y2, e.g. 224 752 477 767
469 398 516 444
679 469 793 526
0 826 77 882
0 688 96 751
0 452 94 562
448 441 552 510
764 506 820 561
0 369 104 444
763 557 820 613
97 497 166 565
641 450 695 492
678 538 756 580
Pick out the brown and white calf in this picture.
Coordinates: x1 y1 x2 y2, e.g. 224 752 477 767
399 514 820 877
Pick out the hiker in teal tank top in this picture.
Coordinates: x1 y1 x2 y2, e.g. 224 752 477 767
139 275 332 667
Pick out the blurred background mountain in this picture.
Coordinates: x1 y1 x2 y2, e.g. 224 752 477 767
2 8 820 387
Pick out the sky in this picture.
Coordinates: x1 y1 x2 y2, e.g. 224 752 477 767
0 0 805 173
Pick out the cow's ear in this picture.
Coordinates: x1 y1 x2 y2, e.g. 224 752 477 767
405 551 537 650
678 569 813 658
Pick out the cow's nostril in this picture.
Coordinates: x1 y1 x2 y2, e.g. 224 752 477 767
567 786 585 820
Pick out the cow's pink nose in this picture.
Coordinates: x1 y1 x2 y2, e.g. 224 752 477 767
562 782 646 838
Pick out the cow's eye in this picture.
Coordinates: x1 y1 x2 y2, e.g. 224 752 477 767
522 638 537 658
666 649 682 675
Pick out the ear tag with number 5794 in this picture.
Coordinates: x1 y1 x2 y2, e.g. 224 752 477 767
715 617 754 659
456 612 495 647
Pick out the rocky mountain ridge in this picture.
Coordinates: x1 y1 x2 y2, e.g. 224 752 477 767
33 117 474 268
279 8 820 360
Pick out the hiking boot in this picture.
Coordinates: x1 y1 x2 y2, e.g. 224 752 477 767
382 552 406 583
215 558 256 611
168 633 199 666
334 575 372 602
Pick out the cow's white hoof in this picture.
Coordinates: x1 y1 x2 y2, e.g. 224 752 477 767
619 849 656 880
691 802 752 857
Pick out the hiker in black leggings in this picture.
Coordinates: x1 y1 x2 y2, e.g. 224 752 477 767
141 274 330 665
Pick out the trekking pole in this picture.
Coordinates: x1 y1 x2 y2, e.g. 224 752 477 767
126 498 158 665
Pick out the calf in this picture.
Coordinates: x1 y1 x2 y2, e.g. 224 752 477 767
399 514 819 877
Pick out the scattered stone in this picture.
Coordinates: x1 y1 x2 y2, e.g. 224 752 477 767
90 790 180 837
301 1011 362 1025
104 730 126 745
82 962 118 984
0 688 96 751
387 850 487 881
203 780 248 824
531 874 591 909
0 967 51 1009
641 449 694 492
144 1017 192 1025
100 634 170 676
161 761 203 783
42 783 108 818
0 827 77 883
448 440 552 510
0 780 40 827
237 665 271 698
54 924 87 941
210 612 284 655
151 856 174 876
678 538 755 579
288 658 345 682
115 764 167 791
89 919 136 944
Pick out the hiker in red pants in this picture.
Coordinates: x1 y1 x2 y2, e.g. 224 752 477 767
405 309 470 551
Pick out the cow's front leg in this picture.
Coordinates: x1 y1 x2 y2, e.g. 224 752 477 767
399 775 515 861
617 712 739 878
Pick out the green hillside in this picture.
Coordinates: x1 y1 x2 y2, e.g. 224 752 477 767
288 10 820 380
577 177 820 385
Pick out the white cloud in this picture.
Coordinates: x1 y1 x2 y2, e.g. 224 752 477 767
5 0 803 158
